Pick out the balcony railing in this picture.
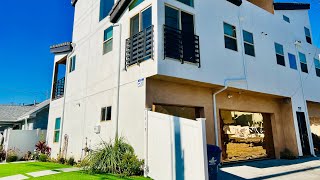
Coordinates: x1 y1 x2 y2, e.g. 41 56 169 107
125 25 154 69
164 25 201 67
52 77 65 100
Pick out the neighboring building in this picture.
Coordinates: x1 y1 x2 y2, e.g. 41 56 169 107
0 100 49 157
47 0 320 164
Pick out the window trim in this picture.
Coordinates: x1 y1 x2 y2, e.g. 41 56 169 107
101 106 112 122
103 26 113 55
223 22 238 52
242 30 255 57
69 55 76 73
164 4 196 33
304 27 312 44
53 118 61 143
299 52 308 73
314 58 320 77
283 15 290 23
129 5 153 37
288 53 297 70
274 42 285 66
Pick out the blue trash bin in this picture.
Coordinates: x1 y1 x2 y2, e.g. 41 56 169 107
207 145 222 180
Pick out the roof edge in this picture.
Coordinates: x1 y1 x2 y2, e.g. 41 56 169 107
274 2 310 10
110 0 132 23
50 42 73 54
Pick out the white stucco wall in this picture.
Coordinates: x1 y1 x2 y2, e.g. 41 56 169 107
47 0 320 160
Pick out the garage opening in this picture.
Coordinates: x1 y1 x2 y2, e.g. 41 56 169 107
220 110 275 162
153 104 204 120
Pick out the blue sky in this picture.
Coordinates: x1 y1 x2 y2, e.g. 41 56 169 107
0 0 319 104
0 0 74 104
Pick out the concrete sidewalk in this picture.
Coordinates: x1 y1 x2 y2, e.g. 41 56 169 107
219 157 320 180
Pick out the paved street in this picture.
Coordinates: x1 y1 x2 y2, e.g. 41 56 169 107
219 157 320 179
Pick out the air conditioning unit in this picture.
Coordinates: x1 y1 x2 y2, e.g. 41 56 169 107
94 125 101 134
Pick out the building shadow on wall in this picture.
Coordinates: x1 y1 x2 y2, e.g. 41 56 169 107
173 116 185 180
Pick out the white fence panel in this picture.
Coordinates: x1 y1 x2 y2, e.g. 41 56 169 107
4 129 47 158
146 111 208 180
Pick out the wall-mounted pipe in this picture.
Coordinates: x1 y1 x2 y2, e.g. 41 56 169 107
212 78 247 146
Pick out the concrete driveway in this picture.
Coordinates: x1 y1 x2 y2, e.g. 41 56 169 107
219 157 320 180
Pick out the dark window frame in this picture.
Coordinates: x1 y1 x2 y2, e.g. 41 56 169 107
299 52 308 73
288 53 297 70
101 106 112 121
304 27 312 44
314 58 320 77
54 118 61 143
103 26 113 55
69 55 76 73
274 43 285 66
243 30 255 57
283 15 290 23
224 22 238 52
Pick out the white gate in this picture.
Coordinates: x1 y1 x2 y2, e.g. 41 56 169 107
145 111 208 180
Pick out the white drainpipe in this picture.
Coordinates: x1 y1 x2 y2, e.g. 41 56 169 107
213 78 247 146
113 23 122 139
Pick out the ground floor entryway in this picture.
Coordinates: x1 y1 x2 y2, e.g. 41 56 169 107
219 157 320 179
146 76 300 162
220 110 275 162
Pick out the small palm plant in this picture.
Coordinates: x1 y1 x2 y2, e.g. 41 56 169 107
81 137 144 176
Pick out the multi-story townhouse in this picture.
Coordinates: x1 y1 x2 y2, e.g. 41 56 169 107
47 0 320 164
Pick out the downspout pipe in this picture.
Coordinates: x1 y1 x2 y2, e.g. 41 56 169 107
113 23 122 139
213 78 247 146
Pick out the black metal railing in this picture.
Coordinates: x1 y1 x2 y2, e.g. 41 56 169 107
164 25 201 67
125 25 154 69
52 77 65 100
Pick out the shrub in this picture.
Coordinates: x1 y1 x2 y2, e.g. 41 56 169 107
58 157 66 164
280 148 296 160
81 137 144 176
67 157 75 166
35 141 51 155
0 149 6 162
39 154 48 162
6 149 18 162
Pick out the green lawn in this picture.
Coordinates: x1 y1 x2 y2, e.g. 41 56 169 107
0 162 70 177
0 162 150 180
32 171 150 180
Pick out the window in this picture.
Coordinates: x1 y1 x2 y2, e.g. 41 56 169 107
69 56 76 73
305 27 312 44
129 0 144 11
165 6 180 30
288 53 297 70
314 58 320 77
274 43 285 66
224 23 237 51
130 6 152 36
101 106 112 121
103 27 113 54
54 118 61 143
243 30 255 57
299 52 308 73
283 15 290 23
99 0 113 21
176 0 194 7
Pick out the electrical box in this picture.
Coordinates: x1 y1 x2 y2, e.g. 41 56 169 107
94 125 101 134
